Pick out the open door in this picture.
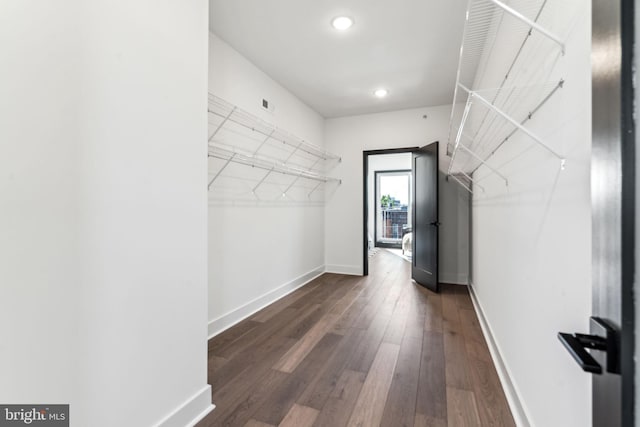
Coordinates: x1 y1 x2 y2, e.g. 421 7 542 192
412 142 439 292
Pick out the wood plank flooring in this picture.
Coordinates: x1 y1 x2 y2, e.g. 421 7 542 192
199 250 515 427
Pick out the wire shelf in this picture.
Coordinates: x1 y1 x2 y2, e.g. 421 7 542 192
207 94 341 202
446 0 569 192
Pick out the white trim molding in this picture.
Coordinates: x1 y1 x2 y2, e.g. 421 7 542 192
154 385 214 427
325 264 362 276
208 266 325 339
468 282 532 427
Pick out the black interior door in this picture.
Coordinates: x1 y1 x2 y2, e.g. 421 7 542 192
412 142 439 292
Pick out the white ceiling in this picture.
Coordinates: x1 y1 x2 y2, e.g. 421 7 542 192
209 0 467 118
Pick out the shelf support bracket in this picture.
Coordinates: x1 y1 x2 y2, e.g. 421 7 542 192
448 94 473 176
208 107 236 143
458 170 485 193
308 181 323 198
283 175 301 196
252 129 275 157
487 0 565 54
252 167 275 194
458 143 509 186
308 157 322 173
208 153 236 190
448 173 473 194
283 142 303 165
459 84 566 168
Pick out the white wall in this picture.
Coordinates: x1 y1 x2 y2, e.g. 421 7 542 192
207 33 327 336
209 34 324 141
440 172 471 284
0 0 82 414
470 1 591 426
0 1 211 426
324 106 470 282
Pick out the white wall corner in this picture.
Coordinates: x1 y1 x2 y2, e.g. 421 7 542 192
208 266 325 339
468 282 532 427
154 385 214 427
324 264 362 276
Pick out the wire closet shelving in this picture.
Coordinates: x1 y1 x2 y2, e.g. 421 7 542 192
207 94 341 203
446 0 568 194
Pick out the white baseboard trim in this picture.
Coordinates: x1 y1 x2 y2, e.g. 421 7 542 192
468 282 532 427
325 264 362 276
439 273 468 285
154 385 214 427
208 266 325 339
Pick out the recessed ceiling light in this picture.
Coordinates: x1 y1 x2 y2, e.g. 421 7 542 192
374 88 389 98
331 16 354 30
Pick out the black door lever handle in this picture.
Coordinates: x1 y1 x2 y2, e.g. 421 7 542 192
430 221 440 226
558 332 603 374
557 317 620 375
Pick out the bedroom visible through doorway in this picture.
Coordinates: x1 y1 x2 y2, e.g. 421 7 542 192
375 170 411 250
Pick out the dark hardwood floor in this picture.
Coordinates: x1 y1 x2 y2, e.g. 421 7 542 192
199 250 515 427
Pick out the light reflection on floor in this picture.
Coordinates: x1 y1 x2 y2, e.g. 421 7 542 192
384 248 411 262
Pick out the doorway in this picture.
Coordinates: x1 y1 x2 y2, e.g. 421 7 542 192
363 144 440 294
374 170 412 249
363 148 416 275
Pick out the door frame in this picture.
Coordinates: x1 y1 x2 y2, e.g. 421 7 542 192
590 0 635 423
619 0 635 422
363 147 419 275
374 169 412 249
